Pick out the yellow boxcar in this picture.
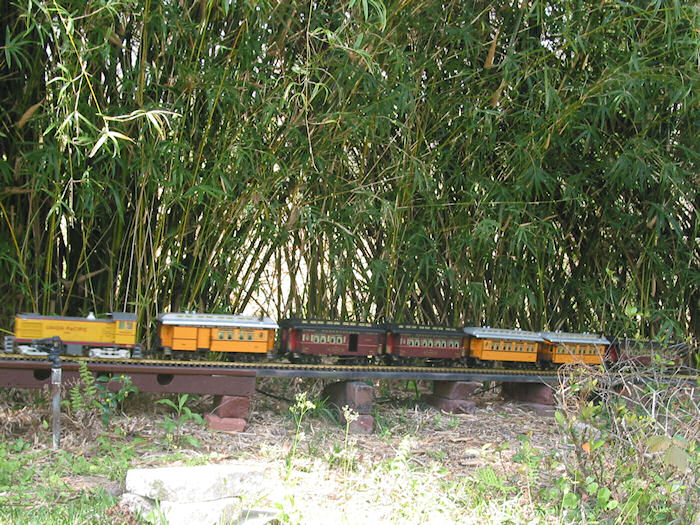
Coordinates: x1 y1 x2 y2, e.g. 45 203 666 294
539 331 610 365
156 312 278 358
11 312 139 358
463 327 543 364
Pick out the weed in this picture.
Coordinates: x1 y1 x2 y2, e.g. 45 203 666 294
324 405 359 476
286 391 315 478
66 362 138 426
553 358 699 523
156 394 205 449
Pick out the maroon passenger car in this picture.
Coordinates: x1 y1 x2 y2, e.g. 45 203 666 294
279 319 385 362
384 323 465 362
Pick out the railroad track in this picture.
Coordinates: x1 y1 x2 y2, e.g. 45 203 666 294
1 352 696 383
0 352 560 382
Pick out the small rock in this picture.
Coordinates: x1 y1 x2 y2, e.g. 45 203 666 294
125 463 265 503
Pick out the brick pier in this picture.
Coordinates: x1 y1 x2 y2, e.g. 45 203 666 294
501 382 555 416
322 380 375 434
422 380 479 414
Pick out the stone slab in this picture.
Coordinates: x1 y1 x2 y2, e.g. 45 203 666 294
214 395 251 419
125 463 264 503
422 394 477 414
205 414 248 433
501 382 555 405
433 381 481 400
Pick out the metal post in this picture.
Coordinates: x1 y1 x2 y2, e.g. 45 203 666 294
51 365 61 450
46 337 63 450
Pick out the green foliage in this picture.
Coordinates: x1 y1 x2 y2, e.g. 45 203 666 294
0 0 697 342
0 437 143 523
66 362 138 426
156 394 205 449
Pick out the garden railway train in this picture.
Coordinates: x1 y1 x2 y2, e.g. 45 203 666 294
3 310 676 369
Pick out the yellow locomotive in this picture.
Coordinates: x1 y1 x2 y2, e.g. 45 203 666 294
7 312 140 358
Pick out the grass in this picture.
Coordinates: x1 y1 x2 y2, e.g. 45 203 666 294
0 368 697 524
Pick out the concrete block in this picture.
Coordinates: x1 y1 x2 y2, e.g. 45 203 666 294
501 382 555 405
433 381 481 399
214 395 250 419
348 414 375 434
205 414 248 433
322 381 373 414
158 498 242 525
125 463 265 503
422 394 477 414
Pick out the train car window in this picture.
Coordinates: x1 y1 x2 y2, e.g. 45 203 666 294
313 335 319 343
320 335 326 343
329 335 336 344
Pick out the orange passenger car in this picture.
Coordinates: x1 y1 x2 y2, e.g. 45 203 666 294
539 331 610 365
156 312 278 359
463 327 543 364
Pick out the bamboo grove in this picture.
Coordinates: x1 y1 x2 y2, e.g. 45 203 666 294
1 0 698 347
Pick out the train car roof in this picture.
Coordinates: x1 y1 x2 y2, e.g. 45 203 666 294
463 327 545 342
540 331 610 345
384 324 463 337
157 312 278 329
17 312 137 322
279 319 384 333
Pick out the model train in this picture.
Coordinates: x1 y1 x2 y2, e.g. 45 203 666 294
3 310 634 368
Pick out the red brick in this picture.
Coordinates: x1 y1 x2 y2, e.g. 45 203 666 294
433 381 481 400
213 395 250 419
422 394 476 414
501 383 555 405
204 414 248 433
322 381 373 414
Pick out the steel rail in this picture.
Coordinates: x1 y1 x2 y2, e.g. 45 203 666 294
1 353 695 384
0 352 558 383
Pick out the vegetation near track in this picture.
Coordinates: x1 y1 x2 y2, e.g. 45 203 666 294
1 0 697 344
0 361 698 524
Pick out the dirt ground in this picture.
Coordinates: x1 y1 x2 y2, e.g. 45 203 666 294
1 378 564 523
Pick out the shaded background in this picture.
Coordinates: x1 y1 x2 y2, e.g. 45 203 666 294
1 0 697 348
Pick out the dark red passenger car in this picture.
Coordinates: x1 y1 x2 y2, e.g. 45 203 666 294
384 323 465 362
279 319 385 363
